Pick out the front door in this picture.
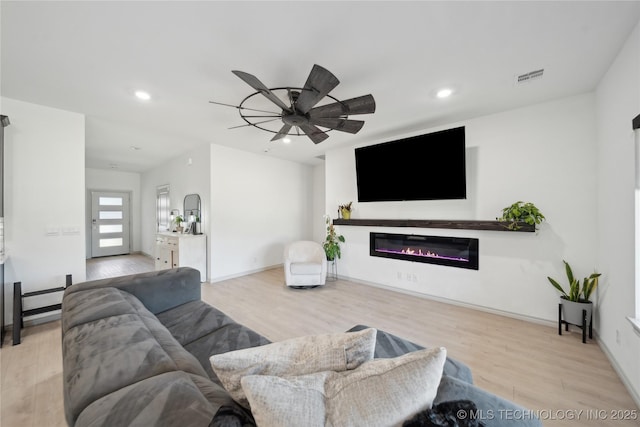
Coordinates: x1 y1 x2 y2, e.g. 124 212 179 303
91 191 131 257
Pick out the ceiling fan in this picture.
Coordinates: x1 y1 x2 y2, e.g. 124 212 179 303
210 64 376 144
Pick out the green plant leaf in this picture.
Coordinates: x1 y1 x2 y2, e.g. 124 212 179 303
563 260 575 285
547 277 568 297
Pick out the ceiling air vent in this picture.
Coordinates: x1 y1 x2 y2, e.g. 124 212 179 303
515 69 544 85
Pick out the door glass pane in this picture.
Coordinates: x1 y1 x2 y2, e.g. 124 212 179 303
99 238 123 248
99 210 123 220
99 197 123 206
99 224 123 234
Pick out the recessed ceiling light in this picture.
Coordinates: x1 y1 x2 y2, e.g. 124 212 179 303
282 138 291 144
436 88 453 99
134 90 151 101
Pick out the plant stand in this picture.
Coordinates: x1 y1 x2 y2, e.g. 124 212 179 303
327 259 338 282
558 303 592 344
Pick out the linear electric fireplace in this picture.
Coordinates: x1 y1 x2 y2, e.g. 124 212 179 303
370 232 479 270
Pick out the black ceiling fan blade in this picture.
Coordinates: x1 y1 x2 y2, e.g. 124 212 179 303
209 100 280 115
232 70 292 112
309 118 365 134
295 65 340 114
298 123 330 144
308 94 376 118
270 124 293 141
228 118 281 130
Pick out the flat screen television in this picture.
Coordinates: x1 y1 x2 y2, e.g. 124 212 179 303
355 126 466 202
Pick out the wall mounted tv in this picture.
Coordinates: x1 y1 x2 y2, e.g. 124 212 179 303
355 126 466 202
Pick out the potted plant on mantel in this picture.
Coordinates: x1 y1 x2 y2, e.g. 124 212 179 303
547 260 601 342
339 202 353 220
497 201 545 230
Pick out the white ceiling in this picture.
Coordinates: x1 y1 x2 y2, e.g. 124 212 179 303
2 1 639 172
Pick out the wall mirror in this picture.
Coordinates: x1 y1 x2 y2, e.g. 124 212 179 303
183 194 201 234
156 184 170 232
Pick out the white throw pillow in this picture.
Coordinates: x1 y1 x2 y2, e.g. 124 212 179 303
209 328 377 408
241 347 447 427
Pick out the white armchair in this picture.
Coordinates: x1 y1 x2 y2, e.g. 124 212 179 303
283 241 327 288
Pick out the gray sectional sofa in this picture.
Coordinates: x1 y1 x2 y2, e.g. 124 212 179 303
61 267 541 427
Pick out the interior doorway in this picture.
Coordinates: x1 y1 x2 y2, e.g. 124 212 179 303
90 191 131 257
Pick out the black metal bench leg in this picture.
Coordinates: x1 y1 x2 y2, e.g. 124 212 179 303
589 313 593 339
558 303 562 336
13 282 21 345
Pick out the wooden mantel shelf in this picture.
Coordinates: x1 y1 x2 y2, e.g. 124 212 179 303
332 218 535 232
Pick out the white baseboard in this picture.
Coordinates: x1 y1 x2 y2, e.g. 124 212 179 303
595 331 640 409
209 264 282 283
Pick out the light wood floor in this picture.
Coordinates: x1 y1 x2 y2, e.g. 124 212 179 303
2 257 638 427
203 269 640 427
85 253 154 281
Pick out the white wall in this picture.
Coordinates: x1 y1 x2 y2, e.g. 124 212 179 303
141 144 211 276
210 144 313 281
312 163 326 243
2 97 86 324
325 93 598 323
85 168 141 257
595 20 640 405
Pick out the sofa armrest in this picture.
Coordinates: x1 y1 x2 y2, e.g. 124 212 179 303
63 267 201 314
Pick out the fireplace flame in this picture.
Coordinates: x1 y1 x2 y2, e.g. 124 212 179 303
377 246 468 263
401 248 439 258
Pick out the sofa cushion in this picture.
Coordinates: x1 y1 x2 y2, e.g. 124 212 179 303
74 371 227 427
63 267 202 315
289 262 322 275
241 347 447 427
62 287 138 333
185 323 271 383
156 300 236 346
63 289 210 424
210 328 377 408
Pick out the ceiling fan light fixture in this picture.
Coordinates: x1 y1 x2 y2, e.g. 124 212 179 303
134 90 151 101
436 88 453 99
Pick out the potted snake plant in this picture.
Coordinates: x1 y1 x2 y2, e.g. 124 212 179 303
547 260 601 331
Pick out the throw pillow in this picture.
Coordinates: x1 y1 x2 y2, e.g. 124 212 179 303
209 328 377 408
241 346 447 427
